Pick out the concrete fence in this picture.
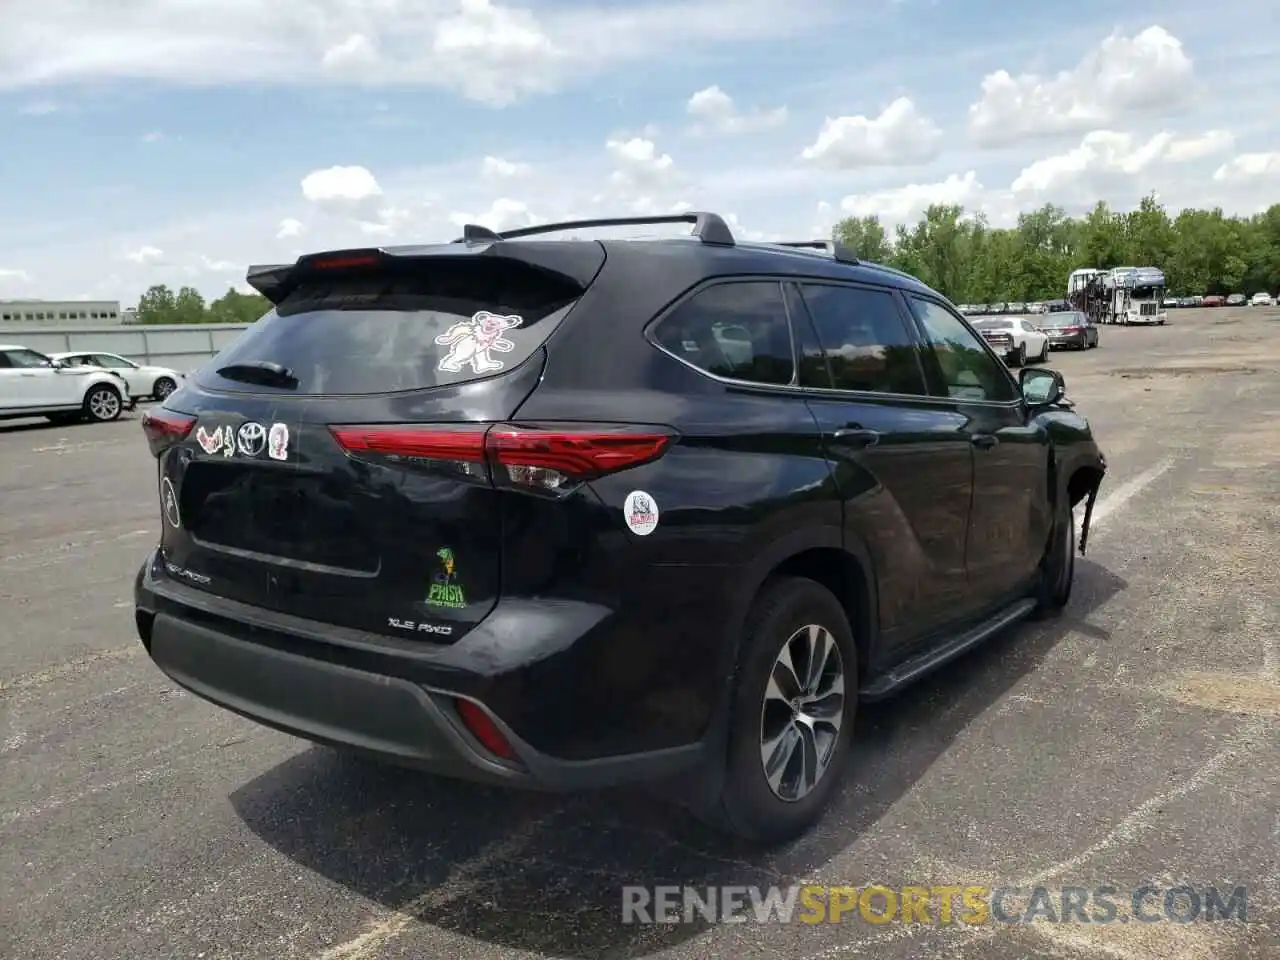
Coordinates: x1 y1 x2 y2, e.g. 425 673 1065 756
0 323 252 374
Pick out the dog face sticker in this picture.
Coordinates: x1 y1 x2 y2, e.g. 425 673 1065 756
434 311 523 375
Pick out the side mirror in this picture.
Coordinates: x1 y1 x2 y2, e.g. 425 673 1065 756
1020 367 1065 406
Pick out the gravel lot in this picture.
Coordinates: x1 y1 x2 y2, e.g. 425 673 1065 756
3 308 1279 960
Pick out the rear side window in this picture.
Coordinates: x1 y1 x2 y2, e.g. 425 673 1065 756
652 281 795 386
198 258 583 395
796 283 928 396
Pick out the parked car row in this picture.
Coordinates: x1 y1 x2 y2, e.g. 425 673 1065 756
970 311 1100 366
0 344 186 425
959 300 1070 316
1161 292 1276 308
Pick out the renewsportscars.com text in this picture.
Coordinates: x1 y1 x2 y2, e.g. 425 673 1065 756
620 884 1249 925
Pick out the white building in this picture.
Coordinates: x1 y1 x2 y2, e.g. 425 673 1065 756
0 299 123 324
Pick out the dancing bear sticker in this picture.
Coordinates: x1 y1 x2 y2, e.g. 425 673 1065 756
434 311 523 375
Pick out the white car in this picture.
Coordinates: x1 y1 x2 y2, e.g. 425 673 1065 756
0 344 130 424
1250 292 1274 307
970 317 1049 367
51 350 185 402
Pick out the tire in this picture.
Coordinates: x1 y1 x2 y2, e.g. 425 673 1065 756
153 377 177 400
1038 341 1048 362
83 383 123 423
1009 344 1025 368
1031 494 1075 619
701 576 857 845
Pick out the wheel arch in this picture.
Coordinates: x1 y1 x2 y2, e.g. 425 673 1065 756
720 528 878 690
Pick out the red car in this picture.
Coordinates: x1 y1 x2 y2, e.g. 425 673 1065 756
1203 295 1226 307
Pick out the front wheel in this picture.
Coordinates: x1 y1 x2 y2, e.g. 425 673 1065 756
702 576 857 844
83 384 123 422
1031 496 1075 619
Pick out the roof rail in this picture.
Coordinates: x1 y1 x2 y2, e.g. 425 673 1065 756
451 211 736 247
775 240 859 265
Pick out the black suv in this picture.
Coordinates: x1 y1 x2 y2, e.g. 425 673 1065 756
134 212 1106 843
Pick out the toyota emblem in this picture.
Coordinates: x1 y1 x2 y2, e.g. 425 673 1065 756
236 421 267 456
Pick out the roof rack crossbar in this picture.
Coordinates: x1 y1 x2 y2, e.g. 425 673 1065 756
451 211 736 247
775 240 859 265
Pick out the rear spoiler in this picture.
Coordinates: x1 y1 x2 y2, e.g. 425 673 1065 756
248 211 743 305
246 241 608 306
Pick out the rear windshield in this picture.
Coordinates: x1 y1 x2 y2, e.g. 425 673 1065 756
198 258 583 395
1044 314 1083 326
973 319 1012 330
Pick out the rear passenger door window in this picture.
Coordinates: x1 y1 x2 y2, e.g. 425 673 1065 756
652 281 795 385
907 297 1018 402
794 283 928 395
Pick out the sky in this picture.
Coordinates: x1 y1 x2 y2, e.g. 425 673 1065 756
1 0 1278 306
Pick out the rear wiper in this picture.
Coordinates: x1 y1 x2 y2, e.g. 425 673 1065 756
216 360 298 388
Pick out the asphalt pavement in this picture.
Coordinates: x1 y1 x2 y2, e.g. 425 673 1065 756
2 307 1279 960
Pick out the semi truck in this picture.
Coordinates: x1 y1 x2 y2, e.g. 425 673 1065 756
1066 266 1167 325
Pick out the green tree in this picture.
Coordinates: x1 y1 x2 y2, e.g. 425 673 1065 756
829 196 1280 301
172 286 207 324
135 284 178 325
207 288 272 324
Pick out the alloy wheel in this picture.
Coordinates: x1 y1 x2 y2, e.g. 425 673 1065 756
759 624 846 802
88 388 120 421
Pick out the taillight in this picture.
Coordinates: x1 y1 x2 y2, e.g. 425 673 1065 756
328 421 674 494
1064 326 1081 333
141 408 195 457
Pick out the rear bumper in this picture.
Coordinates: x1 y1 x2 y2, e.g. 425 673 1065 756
133 548 705 790
1048 333 1086 348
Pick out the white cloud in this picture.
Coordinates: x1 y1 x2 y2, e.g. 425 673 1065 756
141 131 164 143
801 98 942 169
607 137 676 187
321 33 378 72
1011 130 1236 197
448 198 538 233
18 101 57 115
838 171 1000 229
301 165 383 219
480 156 531 178
276 218 304 239
686 85 788 135
199 255 236 272
0 0 840 107
124 245 165 265
1213 152 1280 183
969 26 1195 147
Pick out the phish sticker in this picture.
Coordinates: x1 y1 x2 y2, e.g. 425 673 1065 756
160 476 181 528
435 311 522 375
195 425 223 454
425 547 466 609
623 490 659 536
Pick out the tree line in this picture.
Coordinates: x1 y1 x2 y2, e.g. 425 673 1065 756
129 197 1280 322
132 285 272 325
832 197 1280 305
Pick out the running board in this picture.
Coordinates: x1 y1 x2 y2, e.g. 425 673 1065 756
858 598 1037 701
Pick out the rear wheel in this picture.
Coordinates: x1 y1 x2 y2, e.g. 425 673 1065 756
1010 344 1026 368
83 384 123 423
702 577 857 844
153 377 177 400
1038 340 1048 362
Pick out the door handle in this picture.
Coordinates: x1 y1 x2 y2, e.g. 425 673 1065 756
831 427 881 448
971 433 998 449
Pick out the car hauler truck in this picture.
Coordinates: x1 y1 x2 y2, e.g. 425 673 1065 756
1067 266 1167 325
